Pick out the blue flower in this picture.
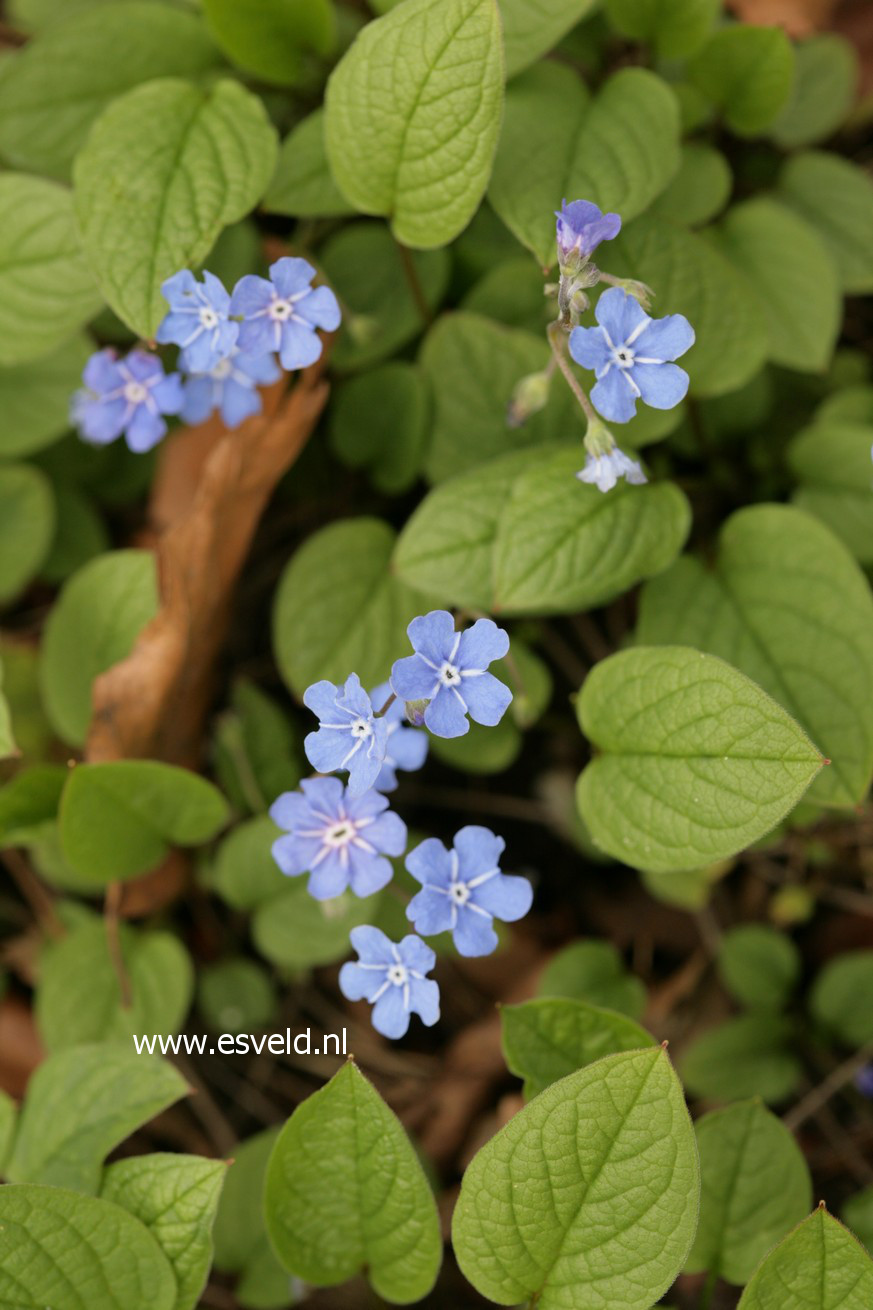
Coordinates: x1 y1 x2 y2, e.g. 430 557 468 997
390 611 512 739
180 348 283 429
577 445 646 493
303 674 389 796
270 777 406 901
856 1064 873 1098
155 269 238 373
339 925 439 1039
405 826 533 957
72 348 183 452
230 257 341 371
569 287 695 423
370 682 428 792
556 198 621 262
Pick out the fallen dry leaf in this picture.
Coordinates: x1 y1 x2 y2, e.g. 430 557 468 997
727 0 838 35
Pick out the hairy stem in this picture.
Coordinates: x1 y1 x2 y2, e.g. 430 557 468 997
547 320 597 425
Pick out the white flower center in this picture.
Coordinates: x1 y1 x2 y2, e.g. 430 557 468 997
449 882 471 905
613 346 635 368
210 358 233 380
268 297 294 322
350 717 372 740
324 821 355 848
123 380 148 405
438 662 461 687
387 963 408 986
199 306 219 329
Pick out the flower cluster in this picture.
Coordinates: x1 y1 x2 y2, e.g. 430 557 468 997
512 198 695 495
71 257 340 452
269 610 533 1038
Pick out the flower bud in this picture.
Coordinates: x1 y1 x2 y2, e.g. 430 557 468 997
507 369 552 428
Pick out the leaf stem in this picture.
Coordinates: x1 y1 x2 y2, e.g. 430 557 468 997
547 319 597 426
376 691 397 717
104 880 132 1009
698 1269 718 1310
783 1038 873 1132
395 239 433 327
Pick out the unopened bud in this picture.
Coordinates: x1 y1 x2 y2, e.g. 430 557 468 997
404 699 428 727
507 369 552 429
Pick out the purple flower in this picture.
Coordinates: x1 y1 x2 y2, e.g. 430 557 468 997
180 347 282 429
556 199 621 262
303 674 389 796
270 777 406 901
339 925 439 1039
72 348 183 453
370 682 428 792
406 826 533 957
569 287 694 423
390 611 512 740
229 257 341 371
155 269 238 372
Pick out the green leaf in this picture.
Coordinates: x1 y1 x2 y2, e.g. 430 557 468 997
688 25 794 137
453 1046 698 1309
769 35 857 148
264 1061 442 1303
640 861 729 910
637 504 873 808
779 151 873 294
198 958 276 1033
203 0 334 85
264 109 353 218
649 143 732 227
500 0 597 77
607 214 768 396
490 448 690 615
0 1088 16 1173
396 445 690 615
737 1208 873 1310
0 173 102 366
715 198 840 373
6 1044 188 1193
320 221 449 372
39 549 159 747
718 925 801 1013
41 484 110 584
577 646 825 874
102 1154 228 1310
210 815 288 911
502 997 653 1099
74 77 278 337
213 1127 292 1309
0 1184 178 1310
329 362 430 494
0 332 90 458
273 517 429 695
213 679 303 815
252 880 384 970
810 950 873 1047
59 760 229 884
0 768 65 843
420 313 577 484
0 3 221 179
680 1015 803 1104
537 940 646 1019
604 0 718 56
489 63 680 266
686 1100 812 1285
0 463 55 603
325 0 503 248
36 916 194 1051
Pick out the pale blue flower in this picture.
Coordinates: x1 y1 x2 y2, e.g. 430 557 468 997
390 611 512 739
72 348 183 452
180 347 281 429
230 257 340 371
156 269 238 373
405 826 533 957
577 446 646 493
303 674 388 796
270 777 406 901
569 287 694 423
339 925 439 1039
370 682 428 792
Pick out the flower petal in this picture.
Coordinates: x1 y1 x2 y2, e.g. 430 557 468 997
390 653 438 701
398 934 436 975
304 726 354 775
453 907 499 957
408 976 440 1027
151 373 184 415
371 986 410 1039
349 923 396 965
363 809 407 857
236 315 280 358
634 313 695 362
298 284 341 332
271 832 321 877
406 885 454 936
269 256 316 299
456 617 509 671
347 849 393 897
304 679 345 722
407 610 456 666
461 671 512 728
568 324 611 374
387 725 428 773
300 775 344 815
406 836 453 888
339 960 386 1003
220 377 262 428
180 377 215 426
473 872 533 922
307 854 349 900
125 405 166 453
590 367 638 422
424 686 469 738
454 825 505 881
345 748 385 796
631 362 690 411
595 287 649 347
230 274 275 319
279 321 323 371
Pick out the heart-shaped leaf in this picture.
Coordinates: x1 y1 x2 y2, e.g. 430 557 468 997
501 997 653 1099
737 1208 873 1310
